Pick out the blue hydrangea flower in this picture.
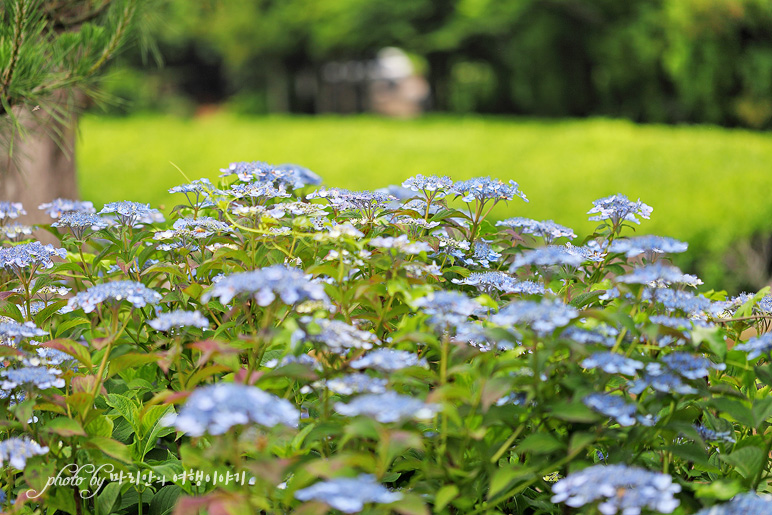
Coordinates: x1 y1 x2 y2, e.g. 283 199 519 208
452 272 547 296
694 492 772 515
52 212 109 239
510 245 584 270
334 391 440 423
264 353 322 370
0 223 34 241
492 299 578 336
454 322 517 352
617 263 702 287
63 281 162 313
311 373 388 395
0 202 26 221
0 437 48 470
582 352 644 375
561 326 617 347
368 235 431 254
302 318 379 353
148 310 210 332
202 265 329 307
465 241 501 268
414 291 482 330
0 241 66 271
551 464 680 515
628 364 698 395
38 198 95 218
161 383 299 436
294 474 402 513
29 347 75 367
99 201 163 227
228 182 291 200
308 188 395 212
735 333 772 360
583 393 655 427
220 161 321 189
402 174 454 197
609 235 688 259
496 218 576 244
659 352 725 379
564 242 606 263
643 288 721 317
649 315 711 331
451 177 527 203
350 349 427 372
588 194 653 226
757 295 772 313
0 366 65 390
275 163 323 188
0 321 46 346
693 424 735 444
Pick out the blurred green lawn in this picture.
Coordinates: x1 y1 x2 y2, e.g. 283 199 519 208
78 112 772 264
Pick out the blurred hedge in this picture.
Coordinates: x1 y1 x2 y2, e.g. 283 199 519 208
105 0 772 128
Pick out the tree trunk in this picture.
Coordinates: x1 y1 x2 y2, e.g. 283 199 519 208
0 100 80 227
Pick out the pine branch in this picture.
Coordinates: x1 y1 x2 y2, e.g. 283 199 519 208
0 0 30 107
86 2 136 76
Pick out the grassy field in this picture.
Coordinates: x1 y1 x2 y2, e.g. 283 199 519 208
78 112 772 286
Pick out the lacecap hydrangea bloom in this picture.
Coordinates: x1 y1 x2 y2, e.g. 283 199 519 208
0 437 48 470
617 263 702 287
402 174 454 197
583 393 655 427
148 310 210 332
551 464 680 515
414 290 483 330
308 188 395 212
39 198 95 218
1 366 65 390
294 474 402 513
588 194 653 226
451 177 527 203
161 383 299 436
452 272 547 296
0 202 26 221
561 326 617 347
1 223 34 240
659 352 725 379
52 212 109 239
63 281 162 313
581 352 644 376
492 299 578 336
510 245 584 270
99 201 163 226
202 265 329 306
735 333 772 360
334 391 440 423
694 493 772 515
308 373 388 395
496 217 576 244
350 348 427 372
608 235 688 259
628 364 698 395
301 318 379 353
368 235 431 254
692 424 735 444
0 241 66 271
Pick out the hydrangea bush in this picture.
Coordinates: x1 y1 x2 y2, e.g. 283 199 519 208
0 162 771 514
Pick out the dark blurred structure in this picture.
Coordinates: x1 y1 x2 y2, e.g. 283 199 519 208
107 0 772 128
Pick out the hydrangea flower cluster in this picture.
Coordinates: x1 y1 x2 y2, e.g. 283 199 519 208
551 464 680 514
64 281 162 313
350 348 427 372
694 493 772 514
581 352 644 375
161 383 299 436
39 198 95 218
301 318 379 353
609 235 688 259
452 272 547 295
414 291 483 330
99 201 163 227
148 310 210 332
561 326 617 347
308 188 395 213
52 212 109 239
583 393 656 427
451 177 527 203
0 320 46 346
496 217 576 243
202 265 329 306
617 263 702 287
587 194 653 226
492 299 578 335
220 161 321 189
369 235 431 254
335 391 440 423
309 373 388 395
0 241 67 271
294 474 402 513
402 174 454 197
0 437 49 470
0 366 65 390
0 202 26 222
0 223 34 241
735 333 772 360
693 424 735 444
510 245 585 270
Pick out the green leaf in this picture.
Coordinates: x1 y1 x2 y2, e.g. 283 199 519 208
149 485 181 515
692 478 745 500
44 417 86 437
720 446 764 479
106 394 140 433
548 401 600 423
86 414 114 438
487 467 532 500
752 397 772 428
515 432 565 454
569 290 605 308
108 353 159 378
138 405 176 460
711 397 754 427
434 484 459 512
41 338 93 369
86 437 132 463
54 317 91 338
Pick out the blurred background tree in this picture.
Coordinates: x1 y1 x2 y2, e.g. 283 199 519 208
0 0 158 218
107 0 772 128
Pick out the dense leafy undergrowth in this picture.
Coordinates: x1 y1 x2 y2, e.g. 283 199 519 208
0 164 772 514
